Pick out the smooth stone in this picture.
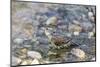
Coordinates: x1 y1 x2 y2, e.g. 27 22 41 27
73 32 80 36
65 32 72 37
27 51 42 59
37 37 49 44
45 16 57 26
88 12 95 22
72 20 80 25
36 29 44 36
81 22 93 31
88 12 94 18
13 38 24 44
90 16 95 22
88 32 94 38
70 48 86 59
12 56 22 66
93 27 95 33
91 57 95 61
57 25 68 30
23 45 32 48
68 24 82 32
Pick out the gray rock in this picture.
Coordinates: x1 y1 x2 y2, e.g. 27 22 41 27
81 22 93 32
37 37 49 44
57 25 68 30
36 29 44 36
72 20 80 25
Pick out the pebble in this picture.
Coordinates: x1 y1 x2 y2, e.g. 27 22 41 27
73 31 80 36
88 12 95 22
90 16 95 23
91 57 95 61
37 37 49 44
88 32 94 38
68 24 82 34
70 48 86 59
27 51 42 59
36 29 44 36
88 12 94 18
13 38 24 44
45 16 57 26
81 22 93 31
72 20 80 25
12 56 22 66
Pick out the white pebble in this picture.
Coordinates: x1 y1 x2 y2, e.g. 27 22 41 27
71 48 85 59
88 32 94 38
88 12 94 17
73 32 80 36
72 20 80 25
27 51 42 59
13 38 24 44
91 57 95 61
46 16 57 25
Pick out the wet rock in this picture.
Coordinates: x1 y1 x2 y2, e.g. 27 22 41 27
12 56 22 66
70 48 86 59
27 51 42 59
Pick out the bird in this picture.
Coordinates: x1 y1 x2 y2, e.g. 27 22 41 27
43 27 72 47
51 36 72 46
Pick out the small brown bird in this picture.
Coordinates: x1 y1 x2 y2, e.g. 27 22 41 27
44 27 72 46
51 36 71 46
